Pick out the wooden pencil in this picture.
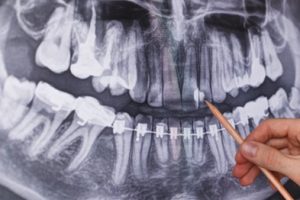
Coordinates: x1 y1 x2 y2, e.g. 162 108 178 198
205 101 294 200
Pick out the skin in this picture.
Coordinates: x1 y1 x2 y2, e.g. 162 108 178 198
233 119 300 187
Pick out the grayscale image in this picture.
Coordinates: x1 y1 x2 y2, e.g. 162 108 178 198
0 0 299 199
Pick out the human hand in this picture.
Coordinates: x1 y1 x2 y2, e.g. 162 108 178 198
233 119 300 186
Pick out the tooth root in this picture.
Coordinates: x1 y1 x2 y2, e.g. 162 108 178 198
222 113 237 166
162 47 182 110
128 22 149 103
269 88 295 118
70 4 104 79
67 125 104 172
182 119 193 162
261 30 283 81
192 119 206 166
153 118 169 165
132 115 152 179
35 5 73 73
232 107 251 139
247 30 266 88
230 34 249 90
147 43 163 107
112 113 133 185
182 46 199 111
210 31 227 103
206 118 228 174
168 118 181 161
199 42 212 101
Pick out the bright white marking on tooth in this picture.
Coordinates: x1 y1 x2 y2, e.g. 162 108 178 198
35 82 75 112
289 87 300 111
156 125 165 138
196 127 204 139
113 120 126 134
35 4 73 73
261 30 283 81
75 97 115 127
269 88 295 118
70 3 105 79
135 123 148 142
170 127 178 140
183 128 191 140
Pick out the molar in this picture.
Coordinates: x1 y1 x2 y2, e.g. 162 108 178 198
269 88 295 118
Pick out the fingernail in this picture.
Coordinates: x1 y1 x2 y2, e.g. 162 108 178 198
241 142 257 157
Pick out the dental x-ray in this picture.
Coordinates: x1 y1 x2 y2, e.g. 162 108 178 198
0 0 299 199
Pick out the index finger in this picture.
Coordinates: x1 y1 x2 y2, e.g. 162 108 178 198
245 119 299 143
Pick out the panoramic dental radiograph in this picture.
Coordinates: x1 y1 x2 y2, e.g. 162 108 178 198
0 0 299 199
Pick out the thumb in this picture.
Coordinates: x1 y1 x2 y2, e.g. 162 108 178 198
240 141 292 175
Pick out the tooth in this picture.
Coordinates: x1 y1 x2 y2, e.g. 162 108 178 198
220 34 239 97
206 118 228 174
247 30 266 88
128 22 149 103
46 96 115 171
0 52 7 88
244 96 269 127
230 34 249 90
192 119 206 166
171 0 186 41
168 118 182 161
153 118 169 165
112 113 133 185
232 106 250 139
199 42 212 101
35 5 73 73
132 115 152 179
0 76 36 131
27 82 76 157
289 87 300 114
182 119 193 162
210 31 227 103
70 4 105 79
261 30 283 81
269 88 295 118
147 43 163 107
182 46 199 111
162 47 182 110
222 113 237 166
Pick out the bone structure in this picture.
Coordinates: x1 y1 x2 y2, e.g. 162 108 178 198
0 0 299 199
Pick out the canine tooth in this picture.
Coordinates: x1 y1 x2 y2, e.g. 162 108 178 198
182 46 199 111
192 120 206 165
154 118 169 165
35 5 73 73
168 118 182 161
147 43 163 107
261 30 283 81
206 118 228 174
269 88 295 118
128 22 149 103
199 43 212 101
28 83 76 157
132 115 152 180
232 106 250 139
182 120 193 161
112 113 133 185
247 30 266 88
222 113 237 166
163 47 182 110
230 34 249 90
0 77 36 130
70 4 104 79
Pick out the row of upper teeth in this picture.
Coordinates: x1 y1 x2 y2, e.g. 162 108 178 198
30 1 284 108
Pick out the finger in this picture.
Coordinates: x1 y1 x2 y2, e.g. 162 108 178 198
246 119 300 143
267 138 289 149
239 165 260 186
240 141 293 174
233 162 253 178
235 151 249 164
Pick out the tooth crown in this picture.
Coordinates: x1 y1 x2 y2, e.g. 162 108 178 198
75 97 116 126
3 76 36 104
35 82 76 112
